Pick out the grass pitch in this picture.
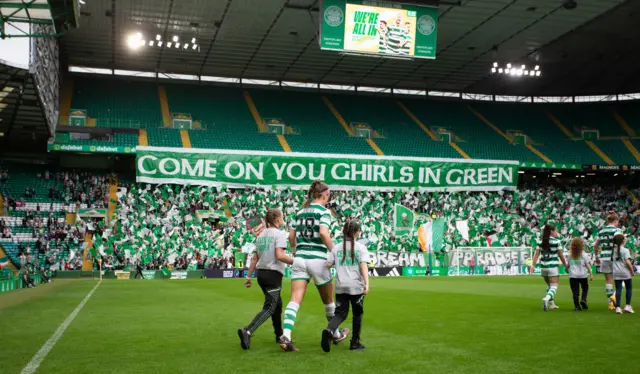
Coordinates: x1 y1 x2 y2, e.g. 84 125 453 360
0 276 637 374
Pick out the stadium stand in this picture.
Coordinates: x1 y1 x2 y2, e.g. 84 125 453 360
249 89 376 155
60 78 640 167
70 77 162 129
146 127 184 148
4 162 638 272
163 85 283 151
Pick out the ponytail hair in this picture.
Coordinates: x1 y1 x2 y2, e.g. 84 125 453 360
541 224 555 253
613 234 625 261
607 211 619 224
303 180 329 208
342 219 360 265
265 208 282 229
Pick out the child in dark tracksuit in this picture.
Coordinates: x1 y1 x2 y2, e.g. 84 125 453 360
567 237 593 311
321 220 369 352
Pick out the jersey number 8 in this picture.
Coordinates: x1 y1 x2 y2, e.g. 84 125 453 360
297 218 316 239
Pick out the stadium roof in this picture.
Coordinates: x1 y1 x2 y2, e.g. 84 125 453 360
0 62 49 152
60 0 638 96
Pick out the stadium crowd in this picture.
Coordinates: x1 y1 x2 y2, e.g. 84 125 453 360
2 167 640 272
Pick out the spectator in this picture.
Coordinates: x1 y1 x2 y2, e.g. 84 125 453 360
22 270 35 288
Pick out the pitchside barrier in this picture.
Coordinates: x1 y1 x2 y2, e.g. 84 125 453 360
0 273 43 293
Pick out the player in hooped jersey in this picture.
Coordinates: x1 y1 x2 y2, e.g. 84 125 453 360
530 224 569 311
593 211 622 310
238 209 293 350
279 181 348 352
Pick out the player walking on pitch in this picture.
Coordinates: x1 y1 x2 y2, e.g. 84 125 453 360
238 209 294 350
530 224 569 311
279 181 349 352
321 220 369 352
593 211 622 310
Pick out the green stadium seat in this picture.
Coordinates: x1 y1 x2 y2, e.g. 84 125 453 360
330 95 462 158
470 102 602 164
249 89 375 155
550 103 625 137
146 128 183 148
165 85 282 151
400 100 540 161
70 77 162 128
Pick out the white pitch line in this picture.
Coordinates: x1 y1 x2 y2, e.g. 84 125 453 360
21 281 102 374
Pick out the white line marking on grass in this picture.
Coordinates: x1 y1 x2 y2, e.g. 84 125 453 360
21 281 102 374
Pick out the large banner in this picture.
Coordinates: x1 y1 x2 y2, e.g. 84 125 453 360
320 0 438 59
136 147 519 192
373 251 426 268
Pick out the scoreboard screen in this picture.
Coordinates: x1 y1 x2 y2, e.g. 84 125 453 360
320 0 438 59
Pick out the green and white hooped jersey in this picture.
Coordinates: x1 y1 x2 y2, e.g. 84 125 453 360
399 33 412 55
293 204 332 260
386 26 405 53
538 237 561 268
378 29 388 53
597 225 622 261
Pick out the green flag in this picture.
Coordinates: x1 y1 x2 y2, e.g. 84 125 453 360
161 267 171 277
394 204 415 237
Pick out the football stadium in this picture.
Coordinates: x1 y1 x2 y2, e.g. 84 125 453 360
1 0 640 372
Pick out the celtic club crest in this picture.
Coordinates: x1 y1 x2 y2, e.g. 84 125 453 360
417 15 435 36
324 5 344 27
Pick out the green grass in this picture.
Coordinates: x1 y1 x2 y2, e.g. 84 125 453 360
0 276 637 374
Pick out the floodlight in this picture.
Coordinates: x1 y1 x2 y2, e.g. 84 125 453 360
506 63 512 69
510 69 517 76
192 38 196 44
149 41 154 46
192 44 198 50
175 42 180 48
491 67 496 73
167 42 172 47
536 71 541 76
140 40 146 47
498 68 503 73
505 68 510 74
173 36 179 42
184 43 189 49
156 34 161 41
158 41 163 47
493 62 498 67
521 65 526 69
534 65 540 70
524 70 529 75
127 32 143 50
79 0 86 4
517 69 523 76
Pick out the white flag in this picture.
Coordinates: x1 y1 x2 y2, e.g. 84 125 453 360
456 220 469 241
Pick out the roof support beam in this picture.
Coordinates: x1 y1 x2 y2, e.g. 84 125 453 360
198 0 233 76
239 0 289 78
1 74 27 154
155 0 175 71
0 2 49 9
